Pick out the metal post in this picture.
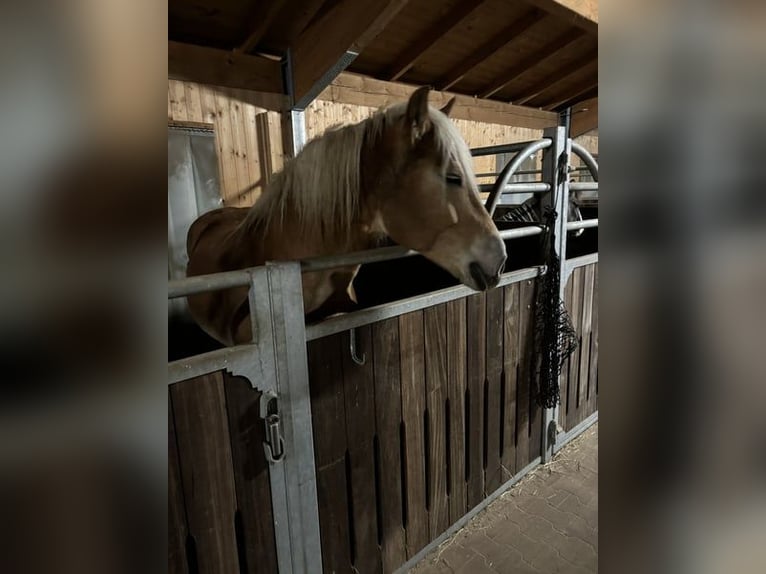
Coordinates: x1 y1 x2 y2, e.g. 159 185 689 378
250 262 323 573
539 126 570 463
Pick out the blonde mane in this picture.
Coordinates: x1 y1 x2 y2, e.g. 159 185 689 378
242 101 476 244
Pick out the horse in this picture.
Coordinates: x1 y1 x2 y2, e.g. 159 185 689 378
184 87 507 346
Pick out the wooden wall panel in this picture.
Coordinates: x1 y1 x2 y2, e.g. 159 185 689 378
168 80 284 207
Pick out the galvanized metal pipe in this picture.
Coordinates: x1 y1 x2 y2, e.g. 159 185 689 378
485 139 553 216
471 141 543 157
479 182 551 195
566 218 598 231
569 182 599 192
570 141 599 182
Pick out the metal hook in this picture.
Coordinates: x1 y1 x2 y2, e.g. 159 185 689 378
349 328 366 365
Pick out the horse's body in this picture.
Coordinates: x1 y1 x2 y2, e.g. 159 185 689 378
186 88 506 346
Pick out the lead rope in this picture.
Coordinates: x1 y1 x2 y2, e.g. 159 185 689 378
533 152 579 408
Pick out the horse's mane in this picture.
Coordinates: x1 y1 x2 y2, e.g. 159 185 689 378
241 102 476 244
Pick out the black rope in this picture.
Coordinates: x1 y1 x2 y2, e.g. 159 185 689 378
532 152 579 409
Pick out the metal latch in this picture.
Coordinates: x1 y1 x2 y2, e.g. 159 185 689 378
262 394 285 464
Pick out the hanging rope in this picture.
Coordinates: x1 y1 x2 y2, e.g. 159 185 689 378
532 152 579 408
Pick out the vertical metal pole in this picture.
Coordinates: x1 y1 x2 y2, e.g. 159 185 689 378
250 262 323 573
540 126 570 462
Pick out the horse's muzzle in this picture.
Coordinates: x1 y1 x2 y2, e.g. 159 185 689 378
469 260 502 291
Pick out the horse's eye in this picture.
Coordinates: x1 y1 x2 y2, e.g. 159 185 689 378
446 174 462 186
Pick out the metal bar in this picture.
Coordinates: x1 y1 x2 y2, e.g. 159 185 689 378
566 219 598 231
169 227 544 299
394 456 542 574
306 266 544 341
570 141 599 181
569 182 598 192
565 253 599 281
167 344 258 384
479 182 550 195
476 168 544 178
485 139 553 216
554 412 598 454
470 140 543 157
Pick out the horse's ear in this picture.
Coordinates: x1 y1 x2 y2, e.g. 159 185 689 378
440 97 456 117
406 86 431 135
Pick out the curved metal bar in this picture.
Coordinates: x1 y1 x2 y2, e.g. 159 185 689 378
471 140 543 157
484 139 552 216
349 328 366 365
570 141 599 182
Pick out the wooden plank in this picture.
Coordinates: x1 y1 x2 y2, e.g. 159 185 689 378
398 312 428 559
577 264 595 423
480 28 585 99
170 373 239 574
464 293 486 508
484 287 505 493
169 80 188 122
183 81 204 122
586 265 599 415
237 0 288 54
526 281 543 464
226 97 253 199
319 72 558 131
340 326 383 574
544 80 598 111
524 0 598 34
386 0 485 81
240 94 263 205
570 97 598 137
446 299 467 523
168 397 189 574
558 278 575 428
423 305 449 538
213 91 241 203
501 283 520 477
222 375 278 574
291 0 410 103
168 41 283 94
372 318 406 572
515 279 535 470
566 268 585 430
437 9 547 91
308 334 353 574
514 50 598 105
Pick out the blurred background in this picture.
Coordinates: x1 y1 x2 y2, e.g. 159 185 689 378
0 0 764 572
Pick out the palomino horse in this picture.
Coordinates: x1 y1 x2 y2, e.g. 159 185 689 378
185 87 506 346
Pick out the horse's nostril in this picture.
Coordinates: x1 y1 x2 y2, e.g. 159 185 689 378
469 261 489 291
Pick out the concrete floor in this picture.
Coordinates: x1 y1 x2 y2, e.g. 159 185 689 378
411 424 598 574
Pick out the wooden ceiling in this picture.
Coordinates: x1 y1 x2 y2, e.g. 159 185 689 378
169 0 597 113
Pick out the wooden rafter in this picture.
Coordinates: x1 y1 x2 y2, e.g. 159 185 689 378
290 0 410 105
524 0 598 34
544 81 597 110
513 49 597 106
436 9 546 91
237 0 287 54
386 0 485 82
570 97 598 137
479 28 584 99
168 41 284 95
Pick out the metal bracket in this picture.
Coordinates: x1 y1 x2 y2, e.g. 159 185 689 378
349 328 366 365
264 413 286 463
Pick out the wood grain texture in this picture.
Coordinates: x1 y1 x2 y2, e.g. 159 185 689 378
501 283 520 477
372 318 407 572
222 374 278 574
577 264 595 425
559 278 574 428
515 279 535 470
484 287 505 493
308 335 353 574
168 398 189 574
446 299 467 522
464 293 486 509
566 267 585 431
398 311 428 559
340 326 383 574
587 265 599 415
423 305 449 537
170 373 239 574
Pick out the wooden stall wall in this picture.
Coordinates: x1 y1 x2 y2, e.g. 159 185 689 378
559 263 599 432
307 278 542 574
168 80 286 207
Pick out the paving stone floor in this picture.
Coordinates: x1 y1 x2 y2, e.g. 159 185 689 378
411 424 598 574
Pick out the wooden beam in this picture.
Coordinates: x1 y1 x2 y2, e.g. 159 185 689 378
168 41 283 95
437 9 547 91
237 0 287 54
570 97 598 137
386 0 485 81
291 0 410 105
479 28 584 99
524 0 598 34
544 80 597 110
513 49 597 106
318 72 558 130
